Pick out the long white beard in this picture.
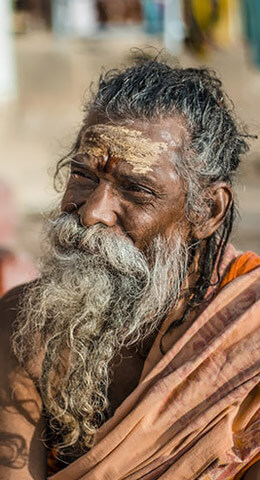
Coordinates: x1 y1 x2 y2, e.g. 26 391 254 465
12 211 189 456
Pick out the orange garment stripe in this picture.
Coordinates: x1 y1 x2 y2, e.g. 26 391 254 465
221 251 260 289
226 252 260 480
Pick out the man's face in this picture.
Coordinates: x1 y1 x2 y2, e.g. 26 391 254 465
61 116 190 251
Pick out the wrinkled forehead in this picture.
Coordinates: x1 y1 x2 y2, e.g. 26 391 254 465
78 118 190 174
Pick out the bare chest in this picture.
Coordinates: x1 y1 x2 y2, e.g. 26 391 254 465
107 347 146 415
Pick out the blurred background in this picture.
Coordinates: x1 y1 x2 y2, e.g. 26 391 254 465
0 0 260 294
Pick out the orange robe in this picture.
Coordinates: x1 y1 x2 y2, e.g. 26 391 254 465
49 244 260 479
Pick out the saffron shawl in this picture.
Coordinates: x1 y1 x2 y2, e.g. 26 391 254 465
50 244 260 480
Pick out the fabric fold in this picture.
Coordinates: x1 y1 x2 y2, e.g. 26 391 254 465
49 246 260 480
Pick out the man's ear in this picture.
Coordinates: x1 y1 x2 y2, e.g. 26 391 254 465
192 183 233 240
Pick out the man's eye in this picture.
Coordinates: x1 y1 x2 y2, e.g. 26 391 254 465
127 184 153 195
71 171 95 182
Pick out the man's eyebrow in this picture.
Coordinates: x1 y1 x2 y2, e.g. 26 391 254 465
69 159 161 189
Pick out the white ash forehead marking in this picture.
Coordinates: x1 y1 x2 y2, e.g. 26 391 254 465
79 124 169 174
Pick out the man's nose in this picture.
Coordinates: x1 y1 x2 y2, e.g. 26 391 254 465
78 184 119 228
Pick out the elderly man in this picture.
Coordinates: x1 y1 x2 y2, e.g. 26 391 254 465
0 60 260 480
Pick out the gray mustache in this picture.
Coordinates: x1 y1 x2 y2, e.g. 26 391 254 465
47 212 150 276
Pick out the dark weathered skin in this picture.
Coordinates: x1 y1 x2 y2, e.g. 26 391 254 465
0 285 47 480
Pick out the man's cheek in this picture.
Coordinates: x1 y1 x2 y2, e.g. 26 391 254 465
128 221 159 250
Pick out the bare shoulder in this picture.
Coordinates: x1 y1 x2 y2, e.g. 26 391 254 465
0 283 34 380
0 284 47 479
0 283 29 377
0 283 26 340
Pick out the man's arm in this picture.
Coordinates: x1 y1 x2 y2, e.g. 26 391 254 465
0 286 47 480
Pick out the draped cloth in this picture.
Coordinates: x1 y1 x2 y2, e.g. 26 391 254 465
50 244 260 480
